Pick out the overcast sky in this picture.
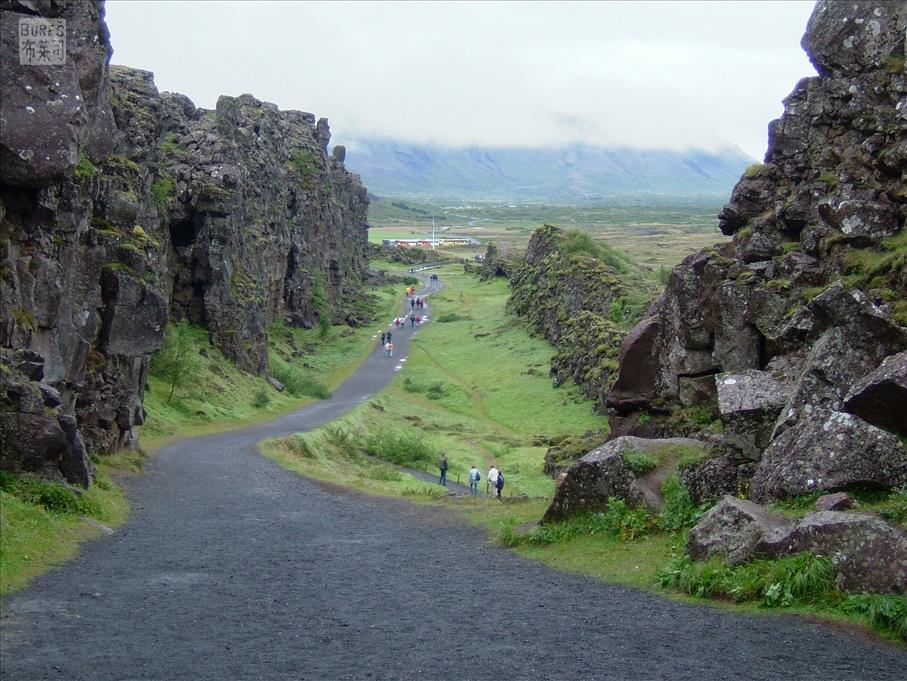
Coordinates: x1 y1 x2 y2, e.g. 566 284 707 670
105 0 818 160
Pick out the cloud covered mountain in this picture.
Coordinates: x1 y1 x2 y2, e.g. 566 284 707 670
339 138 755 201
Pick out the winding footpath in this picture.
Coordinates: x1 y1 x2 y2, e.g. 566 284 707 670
2 278 906 680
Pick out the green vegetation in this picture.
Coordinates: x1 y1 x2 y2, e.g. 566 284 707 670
142 279 398 446
0 459 137 596
150 321 206 404
290 149 317 189
73 153 97 181
367 196 729 269
151 175 175 206
620 447 656 475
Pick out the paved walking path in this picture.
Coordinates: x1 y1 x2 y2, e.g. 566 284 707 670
2 276 905 680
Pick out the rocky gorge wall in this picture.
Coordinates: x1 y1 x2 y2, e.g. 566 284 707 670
506 225 632 413
605 0 906 503
0 1 369 485
544 1 906 594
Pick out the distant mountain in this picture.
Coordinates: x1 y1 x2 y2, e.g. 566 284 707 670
337 138 755 201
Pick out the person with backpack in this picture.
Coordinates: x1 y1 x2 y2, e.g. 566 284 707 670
438 454 449 486
495 469 505 499
380 331 386 347
468 465 481 496
487 465 498 497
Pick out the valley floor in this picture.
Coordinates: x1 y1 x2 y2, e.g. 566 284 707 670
2 274 905 679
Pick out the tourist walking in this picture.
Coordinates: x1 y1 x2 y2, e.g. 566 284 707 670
438 454 448 486
468 465 481 496
495 469 505 499
386 330 392 344
380 331 386 346
487 465 498 497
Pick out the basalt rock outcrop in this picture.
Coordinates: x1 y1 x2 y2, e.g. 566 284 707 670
506 225 638 412
0 1 369 484
688 495 907 594
604 0 906 503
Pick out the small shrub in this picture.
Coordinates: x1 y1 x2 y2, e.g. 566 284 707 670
402 377 424 393
437 313 469 323
621 447 656 475
657 475 700 532
425 382 446 400
842 594 907 641
151 175 174 205
363 427 434 468
402 276 419 286
0 470 100 516
317 315 331 341
269 353 331 399
73 153 97 181
252 388 271 408
657 552 836 607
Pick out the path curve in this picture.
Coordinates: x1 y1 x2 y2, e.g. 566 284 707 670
2 276 906 680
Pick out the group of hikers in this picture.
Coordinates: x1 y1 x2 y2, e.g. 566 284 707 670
380 283 433 357
438 455 506 498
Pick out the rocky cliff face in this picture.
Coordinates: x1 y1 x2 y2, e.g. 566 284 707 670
605 0 906 503
0 1 369 484
506 225 628 413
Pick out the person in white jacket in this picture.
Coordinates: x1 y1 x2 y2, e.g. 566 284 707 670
468 465 481 496
487 465 498 497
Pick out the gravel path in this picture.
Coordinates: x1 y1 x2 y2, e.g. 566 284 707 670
2 280 906 680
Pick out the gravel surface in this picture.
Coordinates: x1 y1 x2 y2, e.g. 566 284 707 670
2 280 906 680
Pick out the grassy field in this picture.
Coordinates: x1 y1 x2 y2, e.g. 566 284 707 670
368 195 729 268
264 262 606 498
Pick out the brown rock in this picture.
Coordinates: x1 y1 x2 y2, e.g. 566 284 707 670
814 492 857 511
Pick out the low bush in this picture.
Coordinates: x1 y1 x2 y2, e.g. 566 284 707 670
842 594 907 641
621 447 656 475
656 552 837 607
363 427 434 468
437 313 469 323
252 388 271 408
269 353 331 399
0 471 100 517
657 475 701 532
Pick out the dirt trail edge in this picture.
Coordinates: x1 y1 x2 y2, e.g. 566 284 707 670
2 278 905 680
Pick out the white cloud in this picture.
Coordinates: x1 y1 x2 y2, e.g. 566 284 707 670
105 0 817 159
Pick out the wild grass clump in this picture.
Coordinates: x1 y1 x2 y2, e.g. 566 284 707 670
656 552 837 607
0 470 101 517
402 377 446 400
841 594 907 641
437 313 469 323
363 427 434 468
269 353 331 399
560 229 632 273
657 475 701 532
621 447 656 475
252 388 271 408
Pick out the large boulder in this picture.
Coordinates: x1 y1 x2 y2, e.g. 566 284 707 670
541 436 702 523
715 370 790 459
844 351 907 437
803 0 907 76
750 410 907 502
687 497 907 594
686 496 789 566
606 315 661 413
759 512 907 594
